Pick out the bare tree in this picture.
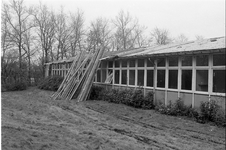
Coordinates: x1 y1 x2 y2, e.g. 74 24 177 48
54 7 71 60
22 25 37 85
112 10 138 50
87 17 112 51
1 9 14 63
32 3 56 76
2 0 33 71
175 34 189 43
68 9 85 57
151 27 172 45
133 25 148 47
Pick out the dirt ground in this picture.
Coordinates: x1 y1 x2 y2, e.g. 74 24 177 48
1 87 225 150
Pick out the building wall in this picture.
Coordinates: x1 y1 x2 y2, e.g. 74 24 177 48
45 50 225 109
94 52 225 109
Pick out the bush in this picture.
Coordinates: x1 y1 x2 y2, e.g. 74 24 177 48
89 86 155 109
198 100 226 126
199 100 220 122
142 91 155 109
214 109 226 126
155 99 191 116
155 99 225 126
3 80 28 91
89 85 104 100
38 76 64 91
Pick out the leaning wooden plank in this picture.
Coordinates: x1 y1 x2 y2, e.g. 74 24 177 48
59 56 90 100
51 53 80 99
66 52 96 101
77 46 105 102
59 52 92 100
53 51 90 100
58 51 84 91
66 49 100 101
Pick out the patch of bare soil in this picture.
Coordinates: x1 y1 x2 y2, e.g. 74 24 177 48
1 87 225 150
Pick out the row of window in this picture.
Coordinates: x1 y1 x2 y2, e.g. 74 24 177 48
96 54 225 94
106 69 225 93
103 54 225 68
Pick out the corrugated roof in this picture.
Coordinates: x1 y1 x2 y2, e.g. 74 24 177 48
101 36 225 60
46 36 225 64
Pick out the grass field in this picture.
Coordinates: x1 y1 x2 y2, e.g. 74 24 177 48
1 87 225 150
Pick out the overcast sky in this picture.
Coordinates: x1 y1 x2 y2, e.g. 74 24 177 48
26 0 225 40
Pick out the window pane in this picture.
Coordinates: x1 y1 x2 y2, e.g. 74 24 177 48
121 70 127 85
115 60 120 68
101 61 107 68
129 59 135 67
114 70 120 84
182 56 192 66
108 69 113 75
121 60 127 67
196 55 208 66
129 70 135 85
213 54 226 66
147 70 153 87
107 69 113 84
157 70 165 88
169 70 178 89
169 57 178 66
213 70 225 93
147 58 154 67
97 70 101 82
182 70 192 90
101 69 107 82
196 70 208 92
138 59 144 67
137 70 144 86
108 61 113 68
157 58 165 67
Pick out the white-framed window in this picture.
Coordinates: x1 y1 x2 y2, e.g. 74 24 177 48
98 52 225 96
212 54 226 94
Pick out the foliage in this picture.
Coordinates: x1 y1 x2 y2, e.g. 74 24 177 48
1 60 28 91
89 85 104 100
2 80 28 91
89 86 155 109
155 99 225 127
214 109 226 126
197 100 225 126
155 99 193 116
38 76 64 91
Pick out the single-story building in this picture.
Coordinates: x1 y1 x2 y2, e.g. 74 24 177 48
45 36 225 108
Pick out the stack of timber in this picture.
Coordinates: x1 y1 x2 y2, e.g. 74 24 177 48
52 46 105 102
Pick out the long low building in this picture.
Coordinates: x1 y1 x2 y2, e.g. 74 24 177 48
45 36 225 108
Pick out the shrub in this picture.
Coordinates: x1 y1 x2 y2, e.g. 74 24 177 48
198 100 226 126
199 100 220 122
89 85 104 100
38 76 64 91
142 91 155 109
214 109 226 126
155 98 225 126
89 86 154 109
155 99 199 117
3 80 28 91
